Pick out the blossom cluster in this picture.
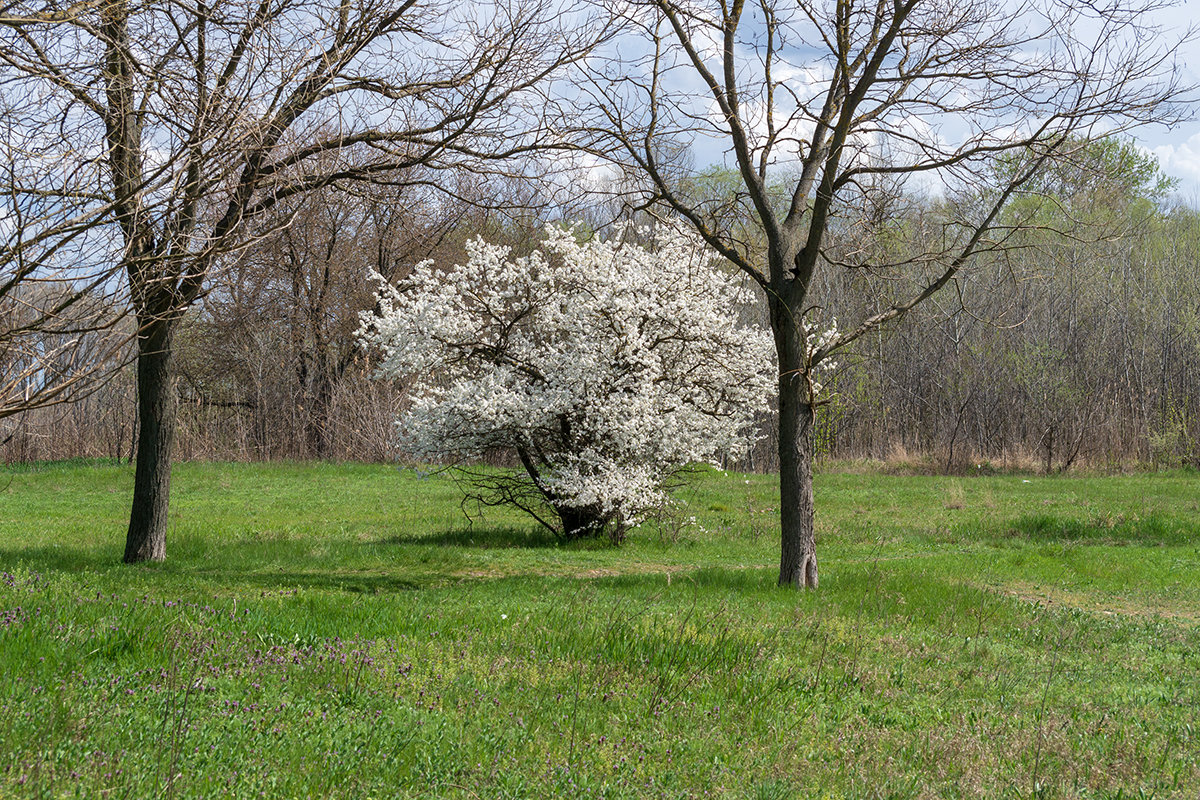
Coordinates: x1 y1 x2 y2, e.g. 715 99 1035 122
804 317 839 398
360 224 777 537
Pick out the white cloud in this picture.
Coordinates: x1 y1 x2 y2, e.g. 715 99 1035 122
1152 133 1200 195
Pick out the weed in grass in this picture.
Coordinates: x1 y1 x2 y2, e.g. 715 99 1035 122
945 479 967 510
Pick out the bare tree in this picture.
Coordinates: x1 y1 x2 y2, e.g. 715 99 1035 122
177 173 499 459
0 125 131 418
0 276 129 419
582 0 1191 586
1 0 604 561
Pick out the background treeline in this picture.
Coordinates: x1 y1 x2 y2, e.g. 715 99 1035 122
5 142 1198 473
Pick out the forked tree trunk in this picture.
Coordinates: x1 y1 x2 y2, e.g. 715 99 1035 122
772 296 818 588
555 505 593 540
124 319 177 563
516 446 605 540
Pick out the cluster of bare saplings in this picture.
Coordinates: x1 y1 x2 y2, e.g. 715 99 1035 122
2 0 1192 584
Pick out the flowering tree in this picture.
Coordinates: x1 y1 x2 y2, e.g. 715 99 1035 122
361 226 776 541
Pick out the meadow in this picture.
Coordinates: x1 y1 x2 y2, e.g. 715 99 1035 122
1 460 1197 798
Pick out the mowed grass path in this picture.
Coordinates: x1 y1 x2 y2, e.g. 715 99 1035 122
1 461 1197 798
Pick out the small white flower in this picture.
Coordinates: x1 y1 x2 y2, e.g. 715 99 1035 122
501 614 508 620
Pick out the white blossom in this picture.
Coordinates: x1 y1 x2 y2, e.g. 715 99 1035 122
360 224 777 541
803 316 839 399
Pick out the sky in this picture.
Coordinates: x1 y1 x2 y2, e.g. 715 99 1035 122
1135 0 1200 200
609 0 1200 206
1150 124 1200 201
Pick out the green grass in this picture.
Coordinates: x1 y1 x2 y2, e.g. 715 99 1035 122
1 461 1198 798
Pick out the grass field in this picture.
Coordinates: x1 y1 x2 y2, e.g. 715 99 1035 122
1 460 1198 799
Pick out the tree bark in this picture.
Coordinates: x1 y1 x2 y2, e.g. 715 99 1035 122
305 369 333 459
124 319 177 563
555 505 593 539
772 296 818 589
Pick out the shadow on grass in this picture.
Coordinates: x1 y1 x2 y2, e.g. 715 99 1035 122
379 526 567 550
0 457 126 474
0 544 116 573
962 512 1199 546
0 525 605 597
0 543 425 594
219 571 424 594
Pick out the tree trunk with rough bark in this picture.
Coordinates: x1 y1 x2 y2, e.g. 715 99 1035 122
124 319 177 563
771 293 818 588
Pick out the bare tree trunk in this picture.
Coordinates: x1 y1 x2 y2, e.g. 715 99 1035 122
778 395 817 588
305 368 334 459
773 299 818 588
124 319 176 563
